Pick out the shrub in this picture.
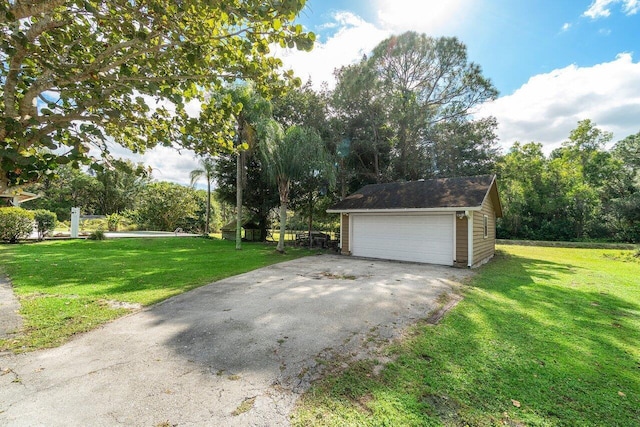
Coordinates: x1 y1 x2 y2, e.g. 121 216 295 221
0 207 35 243
87 228 106 240
106 213 121 231
80 218 107 231
34 209 57 240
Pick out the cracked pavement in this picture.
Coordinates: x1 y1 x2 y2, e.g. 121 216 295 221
0 255 472 426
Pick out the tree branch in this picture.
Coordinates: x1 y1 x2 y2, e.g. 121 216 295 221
3 0 65 22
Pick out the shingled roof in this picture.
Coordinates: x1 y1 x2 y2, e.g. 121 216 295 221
328 175 501 214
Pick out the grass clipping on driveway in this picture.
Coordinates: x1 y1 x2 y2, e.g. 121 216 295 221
292 245 640 427
0 238 312 353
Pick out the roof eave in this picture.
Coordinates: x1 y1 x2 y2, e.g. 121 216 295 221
326 206 483 214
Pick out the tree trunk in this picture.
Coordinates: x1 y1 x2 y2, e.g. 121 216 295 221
205 178 211 235
236 152 242 250
307 191 313 249
277 201 287 253
0 171 11 194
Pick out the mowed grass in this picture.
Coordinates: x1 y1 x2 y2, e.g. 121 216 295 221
0 237 313 352
293 245 640 426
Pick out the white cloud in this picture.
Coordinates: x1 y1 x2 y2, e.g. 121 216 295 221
105 142 199 186
561 22 572 31
623 0 640 14
476 53 640 153
139 146 200 185
373 0 475 34
583 0 639 19
276 11 389 88
277 2 479 89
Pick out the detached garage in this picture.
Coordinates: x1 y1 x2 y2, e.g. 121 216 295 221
327 175 502 268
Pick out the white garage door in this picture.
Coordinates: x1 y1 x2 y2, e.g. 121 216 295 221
351 214 454 265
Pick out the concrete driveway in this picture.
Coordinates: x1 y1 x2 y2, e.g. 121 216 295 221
0 255 472 426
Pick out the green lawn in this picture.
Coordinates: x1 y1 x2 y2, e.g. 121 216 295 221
0 237 313 352
292 245 640 426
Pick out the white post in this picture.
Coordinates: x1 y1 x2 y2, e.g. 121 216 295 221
70 207 80 238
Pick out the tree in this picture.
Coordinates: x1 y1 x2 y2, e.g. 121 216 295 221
610 131 640 242
613 131 640 173
425 117 500 177
369 32 498 180
136 182 199 232
496 121 638 242
190 156 216 235
34 209 57 240
261 124 334 252
214 151 279 241
332 62 392 185
272 80 331 136
91 159 151 215
551 120 615 238
273 81 339 239
206 84 272 248
23 164 101 220
1 0 315 193
496 142 548 239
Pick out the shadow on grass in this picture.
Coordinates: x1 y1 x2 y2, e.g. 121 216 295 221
0 238 314 351
2 238 300 303
292 250 640 426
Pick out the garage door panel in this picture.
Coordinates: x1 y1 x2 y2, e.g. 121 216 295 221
351 214 453 265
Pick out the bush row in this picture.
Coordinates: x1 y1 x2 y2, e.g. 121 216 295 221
0 207 57 243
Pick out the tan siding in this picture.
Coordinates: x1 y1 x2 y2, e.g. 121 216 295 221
341 213 350 254
473 194 496 266
455 217 468 264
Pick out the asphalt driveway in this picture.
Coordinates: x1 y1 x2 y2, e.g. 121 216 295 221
0 255 472 426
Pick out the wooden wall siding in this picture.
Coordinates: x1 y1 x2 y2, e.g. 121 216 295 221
473 194 496 266
341 213 350 254
456 216 468 263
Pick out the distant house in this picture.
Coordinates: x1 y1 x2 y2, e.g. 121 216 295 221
327 175 502 267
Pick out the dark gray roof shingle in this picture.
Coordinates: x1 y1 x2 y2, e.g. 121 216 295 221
329 175 496 211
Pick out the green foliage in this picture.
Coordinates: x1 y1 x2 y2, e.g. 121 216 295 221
190 156 216 234
261 124 335 251
87 228 106 240
23 164 101 220
497 121 640 242
330 32 499 186
369 32 498 180
33 209 57 240
80 218 107 232
215 151 279 240
136 182 200 232
91 159 151 215
105 213 121 231
0 238 313 352
0 207 34 243
1 0 315 191
293 245 640 426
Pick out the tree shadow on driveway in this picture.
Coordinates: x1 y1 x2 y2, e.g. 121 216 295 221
0 255 472 426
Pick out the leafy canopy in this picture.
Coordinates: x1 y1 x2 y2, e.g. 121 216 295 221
0 0 315 191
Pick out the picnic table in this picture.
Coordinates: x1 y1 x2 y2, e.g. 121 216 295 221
295 231 330 248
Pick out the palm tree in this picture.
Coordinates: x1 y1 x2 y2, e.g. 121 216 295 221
190 156 216 235
261 123 334 253
216 84 272 249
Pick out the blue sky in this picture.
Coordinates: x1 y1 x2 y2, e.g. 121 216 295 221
292 0 639 96
138 0 640 184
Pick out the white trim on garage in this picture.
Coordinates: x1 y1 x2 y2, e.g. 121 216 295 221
326 206 482 214
349 213 454 265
